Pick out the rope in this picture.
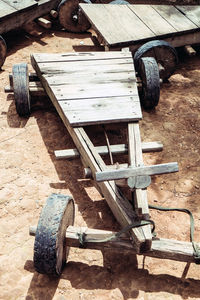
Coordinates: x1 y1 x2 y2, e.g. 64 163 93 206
77 219 155 247
149 204 200 264
77 203 200 263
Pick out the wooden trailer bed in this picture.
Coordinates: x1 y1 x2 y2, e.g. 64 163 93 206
80 4 200 51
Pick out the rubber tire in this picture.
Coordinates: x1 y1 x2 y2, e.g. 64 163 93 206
110 0 129 4
12 63 31 117
34 194 75 276
58 0 91 33
0 35 7 69
138 57 160 109
134 40 178 81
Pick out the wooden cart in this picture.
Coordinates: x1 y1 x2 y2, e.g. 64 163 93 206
79 3 200 52
7 50 200 276
0 0 89 68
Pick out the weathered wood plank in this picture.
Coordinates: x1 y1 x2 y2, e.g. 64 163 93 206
80 3 155 46
0 1 17 20
128 123 151 218
44 70 136 86
128 123 152 244
176 5 200 27
59 96 141 128
96 162 179 182
33 52 132 63
54 141 163 159
53 81 137 100
128 5 177 36
152 5 198 32
0 0 60 34
129 31 200 53
30 225 199 263
2 0 37 12
38 58 135 75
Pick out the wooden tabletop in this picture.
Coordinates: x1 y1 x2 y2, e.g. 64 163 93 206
80 4 200 47
32 52 142 127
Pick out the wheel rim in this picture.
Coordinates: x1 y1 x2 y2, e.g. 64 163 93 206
134 40 178 81
58 0 91 33
56 198 75 274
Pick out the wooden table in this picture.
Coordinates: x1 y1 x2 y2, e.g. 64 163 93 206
80 4 200 51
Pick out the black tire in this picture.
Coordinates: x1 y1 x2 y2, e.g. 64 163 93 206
110 0 129 3
134 40 178 81
58 0 91 33
0 35 7 69
34 193 75 276
138 57 160 109
12 63 31 117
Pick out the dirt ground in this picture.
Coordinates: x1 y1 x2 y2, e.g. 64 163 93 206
0 21 200 300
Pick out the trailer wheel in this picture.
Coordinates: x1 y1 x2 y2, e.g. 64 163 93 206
110 0 129 3
34 194 75 276
58 0 91 33
12 63 30 117
134 40 178 81
138 57 160 109
0 35 7 69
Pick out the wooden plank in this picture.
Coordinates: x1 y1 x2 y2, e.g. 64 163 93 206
52 81 137 100
77 127 148 250
129 31 200 53
37 57 135 75
2 0 37 12
128 123 151 217
128 123 152 245
0 1 17 20
176 6 200 27
44 70 136 86
59 96 142 126
80 4 155 46
29 225 200 263
128 5 177 36
33 52 132 63
32 52 151 252
54 141 163 159
96 162 179 182
0 0 60 34
152 5 198 32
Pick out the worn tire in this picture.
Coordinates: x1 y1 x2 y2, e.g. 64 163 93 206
110 0 129 3
12 63 31 117
58 0 91 33
134 40 178 81
0 35 6 69
34 194 75 276
138 57 160 109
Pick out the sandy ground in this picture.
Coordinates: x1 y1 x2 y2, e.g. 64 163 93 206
0 21 200 300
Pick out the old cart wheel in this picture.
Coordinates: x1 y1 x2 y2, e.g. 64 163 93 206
58 0 91 33
0 35 7 69
12 63 30 117
110 0 129 3
134 40 178 81
138 57 160 109
34 194 75 276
